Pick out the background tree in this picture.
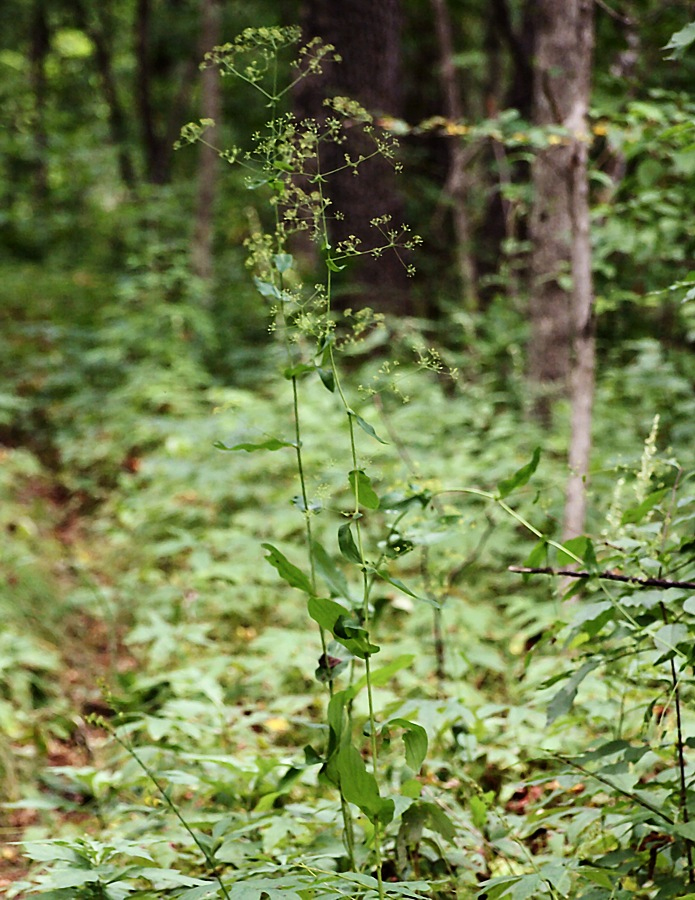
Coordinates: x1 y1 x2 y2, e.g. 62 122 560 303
296 0 413 313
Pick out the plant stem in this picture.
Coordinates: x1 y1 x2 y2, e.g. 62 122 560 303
365 654 385 900
112 730 231 899
660 601 695 883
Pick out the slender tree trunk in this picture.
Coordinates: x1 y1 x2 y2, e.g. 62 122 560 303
563 2 596 539
191 0 222 285
430 0 478 310
29 0 49 202
73 0 137 188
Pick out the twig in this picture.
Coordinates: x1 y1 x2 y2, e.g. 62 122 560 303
509 566 695 591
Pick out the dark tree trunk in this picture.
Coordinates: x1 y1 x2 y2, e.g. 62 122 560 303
73 0 137 189
191 0 222 286
134 0 197 185
297 0 412 314
431 0 478 310
29 0 49 201
135 0 164 184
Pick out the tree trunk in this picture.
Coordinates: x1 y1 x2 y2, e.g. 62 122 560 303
297 0 412 314
562 2 596 540
527 0 595 536
528 1 591 415
73 0 137 189
191 0 222 286
430 0 478 311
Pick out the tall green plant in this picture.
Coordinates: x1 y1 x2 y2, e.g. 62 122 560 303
179 26 428 895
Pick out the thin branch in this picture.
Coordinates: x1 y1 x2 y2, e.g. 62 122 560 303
509 566 695 591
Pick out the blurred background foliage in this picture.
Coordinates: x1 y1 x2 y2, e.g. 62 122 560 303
2 0 695 895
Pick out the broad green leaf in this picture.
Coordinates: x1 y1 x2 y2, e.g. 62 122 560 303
422 801 456 840
557 535 596 568
336 743 394 825
253 277 282 299
349 410 389 444
338 523 363 565
179 884 220 900
547 659 600 724
653 622 688 656
511 874 543 900
317 366 335 392
620 488 668 525
348 469 380 510
273 252 293 273
674 822 695 841
214 438 294 452
333 615 380 657
307 595 350 632
43 871 101 889
283 363 315 379
496 447 541 499
311 539 352 598
389 717 428 770
665 22 695 59
477 875 523 899
469 794 488 830
307 597 379 658
261 543 313 595
524 539 547 569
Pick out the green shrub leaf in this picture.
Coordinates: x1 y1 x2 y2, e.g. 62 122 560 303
262 543 313 595
496 447 541 499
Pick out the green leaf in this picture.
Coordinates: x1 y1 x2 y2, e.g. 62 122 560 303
674 822 695 841
348 469 380 510
307 595 350 632
333 615 380 657
253 277 282 299
557 535 595 567
373 568 439 608
389 718 428 770
317 366 335 392
283 363 315 379
652 622 688 656
665 22 695 59
307 597 380 658
338 523 363 565
325 257 346 272
524 539 548 569
273 253 293 273
620 488 668 525
349 410 389 444
261 543 313 595
469 794 488 830
214 438 294 452
496 447 541 499
336 743 394 825
422 801 456 840
311 540 352 599
547 659 600 723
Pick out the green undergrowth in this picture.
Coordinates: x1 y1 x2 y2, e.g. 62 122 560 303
3 24 695 900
